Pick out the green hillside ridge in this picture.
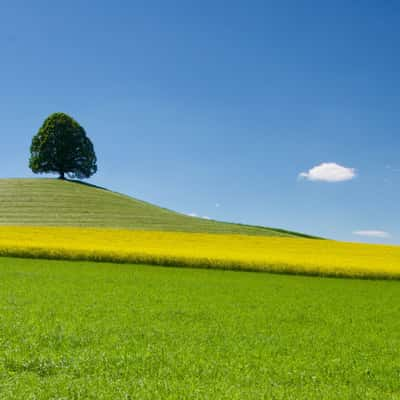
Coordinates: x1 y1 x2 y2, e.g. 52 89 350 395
0 178 315 238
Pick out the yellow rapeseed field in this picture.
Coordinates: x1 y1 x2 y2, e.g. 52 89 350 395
0 226 398 279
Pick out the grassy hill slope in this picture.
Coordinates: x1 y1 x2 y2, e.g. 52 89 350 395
0 178 313 237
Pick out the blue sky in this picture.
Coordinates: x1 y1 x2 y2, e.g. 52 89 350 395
1 1 399 244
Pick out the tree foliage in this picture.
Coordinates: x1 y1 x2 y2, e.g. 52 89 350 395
29 113 97 179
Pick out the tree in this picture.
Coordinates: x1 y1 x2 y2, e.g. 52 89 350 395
29 112 97 180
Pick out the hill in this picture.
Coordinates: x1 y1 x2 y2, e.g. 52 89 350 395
0 178 313 238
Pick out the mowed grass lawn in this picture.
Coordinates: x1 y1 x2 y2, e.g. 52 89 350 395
0 258 399 399
0 179 307 238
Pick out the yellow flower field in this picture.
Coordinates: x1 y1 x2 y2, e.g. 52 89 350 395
0 226 399 279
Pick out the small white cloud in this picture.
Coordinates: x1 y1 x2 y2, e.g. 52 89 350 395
353 230 391 238
385 165 400 172
299 162 356 182
202 216 211 220
188 212 197 217
215 203 220 208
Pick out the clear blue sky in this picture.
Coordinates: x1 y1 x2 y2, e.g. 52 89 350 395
1 1 399 244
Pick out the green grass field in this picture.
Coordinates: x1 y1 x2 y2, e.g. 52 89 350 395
1 257 399 399
0 178 315 237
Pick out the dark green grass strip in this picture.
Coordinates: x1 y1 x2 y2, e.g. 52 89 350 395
0 257 399 399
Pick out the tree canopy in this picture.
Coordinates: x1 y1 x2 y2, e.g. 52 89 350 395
29 112 97 180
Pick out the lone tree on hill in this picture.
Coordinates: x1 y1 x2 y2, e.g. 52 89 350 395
29 112 97 180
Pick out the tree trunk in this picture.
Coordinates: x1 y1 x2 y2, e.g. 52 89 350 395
59 172 65 180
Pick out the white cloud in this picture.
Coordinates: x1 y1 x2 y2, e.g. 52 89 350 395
215 203 220 208
353 230 391 238
202 216 211 220
299 162 356 182
187 212 197 217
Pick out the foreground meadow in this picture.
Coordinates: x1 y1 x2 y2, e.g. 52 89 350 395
0 257 399 399
0 227 398 279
